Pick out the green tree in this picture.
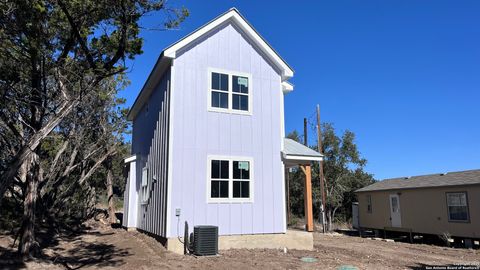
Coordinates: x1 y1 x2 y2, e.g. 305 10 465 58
287 123 375 230
0 0 188 256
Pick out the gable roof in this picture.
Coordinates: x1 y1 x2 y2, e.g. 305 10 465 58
164 8 293 78
127 8 294 121
356 169 480 192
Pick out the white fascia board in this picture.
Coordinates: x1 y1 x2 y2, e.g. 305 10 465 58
282 153 323 162
282 81 294 93
163 8 293 81
124 155 137 163
127 56 172 121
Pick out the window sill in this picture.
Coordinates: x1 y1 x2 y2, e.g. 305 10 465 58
447 219 470 223
208 107 252 116
207 199 253 204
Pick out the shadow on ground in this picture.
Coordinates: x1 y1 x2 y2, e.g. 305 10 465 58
0 226 131 270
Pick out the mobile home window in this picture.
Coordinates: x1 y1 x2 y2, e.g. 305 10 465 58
209 70 251 114
367 195 372 213
208 157 253 202
446 192 469 222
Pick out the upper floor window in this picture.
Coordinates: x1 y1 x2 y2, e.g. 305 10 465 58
446 192 469 222
209 69 251 114
211 72 229 109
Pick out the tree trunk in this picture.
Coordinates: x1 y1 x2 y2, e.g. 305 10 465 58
18 154 41 257
0 99 79 208
332 206 340 230
327 209 333 231
106 161 116 224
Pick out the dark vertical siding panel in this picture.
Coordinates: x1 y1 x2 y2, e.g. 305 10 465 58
152 120 158 235
147 143 153 232
134 68 171 238
160 95 165 236
159 99 166 235
155 103 163 235
162 80 170 236
153 110 158 236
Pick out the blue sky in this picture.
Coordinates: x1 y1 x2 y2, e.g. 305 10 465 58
120 1 480 180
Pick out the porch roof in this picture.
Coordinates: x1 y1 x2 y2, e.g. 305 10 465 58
282 138 323 166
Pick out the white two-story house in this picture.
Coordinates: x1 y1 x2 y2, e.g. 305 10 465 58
123 8 323 253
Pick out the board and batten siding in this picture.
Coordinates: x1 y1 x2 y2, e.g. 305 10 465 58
132 68 171 237
123 172 130 226
168 22 286 238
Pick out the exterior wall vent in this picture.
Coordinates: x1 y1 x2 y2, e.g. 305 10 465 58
193 225 218 256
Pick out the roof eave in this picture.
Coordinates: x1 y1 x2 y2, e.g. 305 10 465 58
355 182 480 193
282 81 294 94
126 54 173 121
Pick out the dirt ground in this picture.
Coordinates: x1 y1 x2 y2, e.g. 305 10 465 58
0 221 478 270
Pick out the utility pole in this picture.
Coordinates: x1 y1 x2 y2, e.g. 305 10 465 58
316 104 326 233
303 118 308 146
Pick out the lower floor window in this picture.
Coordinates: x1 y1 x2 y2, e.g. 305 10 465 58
446 192 469 222
211 180 228 198
208 157 253 202
233 181 249 198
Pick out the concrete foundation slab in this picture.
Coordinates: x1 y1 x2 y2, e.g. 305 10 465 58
167 230 314 255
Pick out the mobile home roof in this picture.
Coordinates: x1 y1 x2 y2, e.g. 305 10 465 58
356 169 480 192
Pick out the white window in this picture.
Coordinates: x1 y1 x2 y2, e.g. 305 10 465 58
208 69 252 114
141 167 148 203
446 192 469 222
207 156 253 203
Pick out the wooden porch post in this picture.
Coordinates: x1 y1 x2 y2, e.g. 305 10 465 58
301 164 314 232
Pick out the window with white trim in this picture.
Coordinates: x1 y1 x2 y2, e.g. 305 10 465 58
210 160 229 198
211 72 229 109
446 192 469 222
208 157 253 202
233 161 250 198
209 70 251 113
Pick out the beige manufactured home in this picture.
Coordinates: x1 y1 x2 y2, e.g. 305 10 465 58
355 169 480 241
